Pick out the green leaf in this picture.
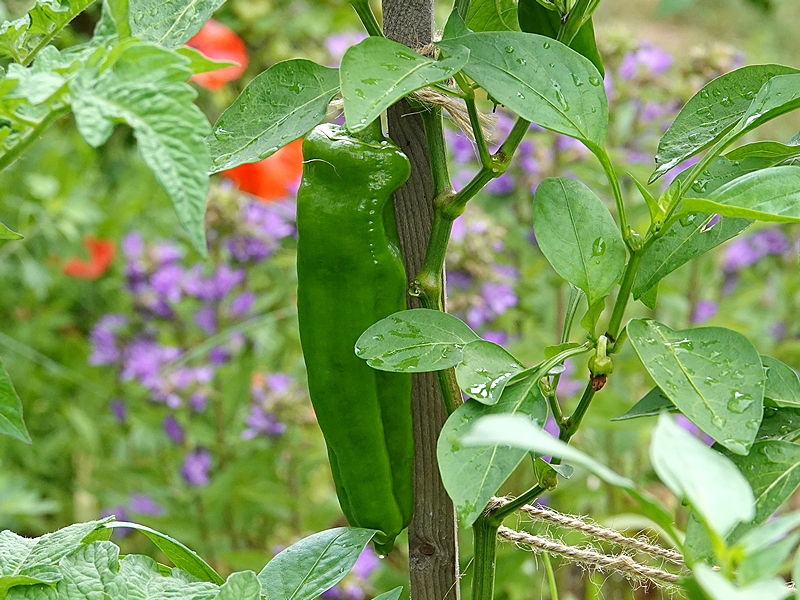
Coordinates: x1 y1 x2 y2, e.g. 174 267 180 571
682 166 800 223
726 140 800 161
0 0 97 64
628 319 765 455
0 222 23 240
739 511 800 555
741 73 800 132
533 177 626 305
102 521 223 584
650 64 799 182
737 532 798 585
373 587 403 600
650 414 755 537
762 356 800 408
454 340 523 405
207 60 339 173
341 37 469 131
437 31 607 147
0 358 30 443
5 583 57 600
517 0 604 76
217 571 261 600
443 9 472 39
69 42 211 256
175 47 237 75
128 0 225 48
355 309 480 373
757 406 800 442
118 554 218 600
258 528 375 600
95 0 130 38
726 440 800 542
692 564 790 600
466 0 520 31
611 386 677 421
57 542 123 600
437 376 547 525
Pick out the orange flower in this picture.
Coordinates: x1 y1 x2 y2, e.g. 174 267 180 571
222 139 304 201
63 236 115 279
186 19 248 91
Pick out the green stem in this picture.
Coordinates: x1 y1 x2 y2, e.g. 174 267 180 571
593 146 632 247
349 0 384 37
490 484 547 523
605 250 641 343
560 383 596 440
421 108 452 197
471 515 499 600
0 106 69 174
543 553 560 600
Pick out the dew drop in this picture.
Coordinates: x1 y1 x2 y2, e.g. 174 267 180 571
711 415 726 428
588 76 601 86
504 46 514 53
361 78 379 85
516 57 527 65
543 41 551 49
591 237 606 256
727 391 753 414
571 74 583 87
355 88 366 99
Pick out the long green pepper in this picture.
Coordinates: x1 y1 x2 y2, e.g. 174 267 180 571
296 122 413 554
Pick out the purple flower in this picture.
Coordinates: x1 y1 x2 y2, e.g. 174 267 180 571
242 405 286 439
351 547 380 580
129 493 164 516
120 338 181 390
481 282 517 315
482 331 508 346
723 237 760 271
163 415 184 444
447 130 477 163
152 242 182 265
230 291 255 317
225 236 272 262
446 270 473 292
675 414 713 446
209 346 230 365
486 172 515 195
210 264 246 301
181 448 212 486
89 314 128 365
556 359 583 398
692 300 718 324
190 392 208 412
121 232 144 259
604 72 614 103
150 263 184 303
619 42 672 80
325 31 367 64
194 305 217 335
466 304 494 329
750 229 789 256
110 399 127 424
267 373 292 395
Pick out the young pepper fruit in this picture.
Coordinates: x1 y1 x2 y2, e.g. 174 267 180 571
296 122 413 554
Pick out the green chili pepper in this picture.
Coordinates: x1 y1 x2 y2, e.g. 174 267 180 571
296 122 413 554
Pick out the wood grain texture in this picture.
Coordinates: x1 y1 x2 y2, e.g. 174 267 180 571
382 1 461 598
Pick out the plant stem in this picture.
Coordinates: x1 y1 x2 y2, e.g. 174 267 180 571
349 0 384 37
593 146 632 247
560 383 596 440
490 484 547 523
605 250 641 343
0 105 69 174
471 515 499 600
543 553 560 600
421 108 453 197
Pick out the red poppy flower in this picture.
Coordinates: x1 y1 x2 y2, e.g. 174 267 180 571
63 236 115 279
186 19 248 91
222 139 304 201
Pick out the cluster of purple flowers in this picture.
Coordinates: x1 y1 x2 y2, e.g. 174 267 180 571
321 547 380 599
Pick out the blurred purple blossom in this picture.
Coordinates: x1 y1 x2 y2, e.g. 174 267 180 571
486 172 515 195
447 130 477 163
190 391 208 412
230 291 255 317
267 373 292 395
675 414 714 446
163 415 184 445
194 305 217 335
225 236 272 262
209 346 230 365
150 263 184 303
89 314 128 365
120 338 181 390
556 360 584 398
481 282 517 315
110 398 127 424
121 232 144 259
242 405 286 439
692 300 718 324
325 32 367 64
619 42 672 80
446 270 473 292
129 493 164 516
182 448 212 486
483 331 508 346
724 228 789 273
101 505 131 536
183 264 246 302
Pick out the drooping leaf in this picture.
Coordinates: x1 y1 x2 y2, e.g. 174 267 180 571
517 0 604 76
762 356 800 408
627 319 764 455
258 528 375 600
437 31 607 147
757 406 800 442
466 0 520 31
207 60 339 173
0 222 23 240
128 0 226 48
438 376 547 525
650 414 755 537
611 386 677 421
454 340 523 405
355 309 480 373
341 37 469 131
102 521 223 584
0 358 30 443
651 64 798 182
692 564 790 600
69 43 211 256
533 177 626 305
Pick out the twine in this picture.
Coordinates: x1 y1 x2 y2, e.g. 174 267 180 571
497 526 681 586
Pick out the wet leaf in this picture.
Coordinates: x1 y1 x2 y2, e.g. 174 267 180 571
455 340 523 405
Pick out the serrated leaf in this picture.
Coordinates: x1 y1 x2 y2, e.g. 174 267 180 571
128 0 225 48
438 376 547 525
612 386 677 421
207 59 338 173
355 309 480 373
762 356 800 408
454 340 523 405
437 31 607 146
102 521 223 584
651 64 798 182
341 37 469 131
627 319 765 455
757 406 800 442
466 0 520 31
217 571 261 600
0 358 30 443
683 166 800 223
258 528 375 600
119 554 218 600
650 414 755 537
533 177 626 305
69 42 211 256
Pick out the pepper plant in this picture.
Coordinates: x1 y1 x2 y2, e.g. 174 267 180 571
2 0 800 598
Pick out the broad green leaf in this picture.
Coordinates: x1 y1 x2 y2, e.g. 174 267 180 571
533 177 626 305
217 571 261 600
679 153 779 197
119 554 218 600
437 376 547 525
0 222 22 240
466 0 519 31
650 414 755 536
517 0 604 76
443 9 472 39
741 73 800 131
726 140 800 161
175 47 236 75
373 588 403 600
693 564 790 600
627 319 765 455
0 520 106 596
762 356 800 408
757 406 800 442
726 440 800 542
611 386 677 421
128 0 225 48
57 542 123 600
737 532 798 585
437 31 607 147
0 358 30 443
462 413 633 488
94 0 130 38
454 340 523 405
102 521 223 584
208 60 339 173
0 0 96 64
70 43 211 256
739 511 800 554
258 528 375 600
682 166 800 223
341 37 469 132
651 64 798 182
5 583 57 600
355 309 480 373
